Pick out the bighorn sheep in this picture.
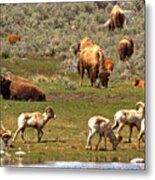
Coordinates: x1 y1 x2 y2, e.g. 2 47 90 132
86 116 122 151
138 118 145 150
112 101 145 143
13 107 56 143
0 124 12 149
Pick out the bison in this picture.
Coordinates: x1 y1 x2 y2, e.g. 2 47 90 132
0 74 46 101
133 78 144 88
118 37 134 63
74 36 94 55
98 59 114 88
78 45 105 87
108 5 125 31
7 34 21 44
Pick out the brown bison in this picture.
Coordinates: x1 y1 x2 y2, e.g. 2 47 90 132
108 5 125 31
0 74 46 101
98 59 114 88
74 36 94 55
118 37 134 63
78 45 105 87
7 34 21 44
133 78 144 88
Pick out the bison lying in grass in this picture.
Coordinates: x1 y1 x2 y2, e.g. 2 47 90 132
0 74 46 101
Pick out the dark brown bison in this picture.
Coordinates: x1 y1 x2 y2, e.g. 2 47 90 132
118 37 134 63
7 34 21 44
0 75 11 99
74 36 94 55
78 45 105 87
0 74 46 101
108 5 125 31
98 59 114 88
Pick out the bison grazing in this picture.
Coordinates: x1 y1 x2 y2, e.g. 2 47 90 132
7 34 21 44
78 45 105 87
74 36 94 55
0 74 46 101
109 5 125 31
98 59 114 88
133 78 144 88
118 37 134 63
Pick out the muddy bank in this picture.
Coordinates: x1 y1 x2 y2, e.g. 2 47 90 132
46 93 134 102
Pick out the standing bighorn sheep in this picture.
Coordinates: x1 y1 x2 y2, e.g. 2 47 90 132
112 101 145 143
0 124 12 149
13 107 56 143
86 116 122 151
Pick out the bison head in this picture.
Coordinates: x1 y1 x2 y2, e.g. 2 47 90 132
0 75 11 99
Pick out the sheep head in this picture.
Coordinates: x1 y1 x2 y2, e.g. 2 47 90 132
1 131 12 146
107 126 123 150
45 106 56 119
135 101 145 110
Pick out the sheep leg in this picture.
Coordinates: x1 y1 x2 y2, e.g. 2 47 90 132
20 128 25 143
86 129 96 150
117 123 125 137
137 131 144 150
103 132 107 151
37 129 43 142
128 125 133 143
12 128 22 142
95 134 102 151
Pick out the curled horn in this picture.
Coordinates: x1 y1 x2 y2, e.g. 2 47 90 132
45 106 53 114
135 101 145 110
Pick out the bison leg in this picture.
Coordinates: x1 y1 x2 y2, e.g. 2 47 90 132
79 63 84 87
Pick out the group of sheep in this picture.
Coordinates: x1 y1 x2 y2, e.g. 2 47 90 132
86 101 145 151
1 100 145 152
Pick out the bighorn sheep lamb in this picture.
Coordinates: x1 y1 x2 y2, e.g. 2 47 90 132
13 107 56 143
138 118 145 150
112 101 145 143
0 124 12 149
86 116 122 151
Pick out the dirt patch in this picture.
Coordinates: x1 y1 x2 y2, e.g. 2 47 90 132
46 93 134 102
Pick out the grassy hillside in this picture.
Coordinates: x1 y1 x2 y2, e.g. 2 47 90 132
0 1 145 166
1 0 144 81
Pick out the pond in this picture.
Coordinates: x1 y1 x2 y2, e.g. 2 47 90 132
1 156 144 170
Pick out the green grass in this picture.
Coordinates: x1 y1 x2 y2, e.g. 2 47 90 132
0 74 144 165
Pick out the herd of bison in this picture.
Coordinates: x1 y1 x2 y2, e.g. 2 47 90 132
0 4 144 152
